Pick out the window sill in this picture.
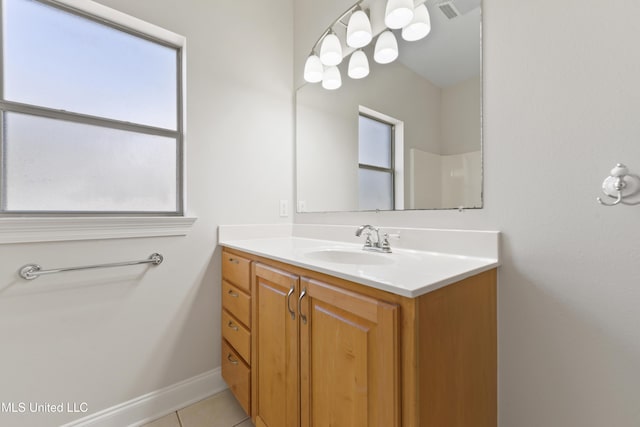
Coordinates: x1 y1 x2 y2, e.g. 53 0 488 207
0 216 197 244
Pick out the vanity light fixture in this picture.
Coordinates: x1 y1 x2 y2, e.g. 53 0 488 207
346 7 373 48
320 30 343 66
374 30 399 64
385 0 415 29
303 1 365 84
322 65 342 90
303 0 433 88
348 49 370 79
303 54 324 83
402 3 431 41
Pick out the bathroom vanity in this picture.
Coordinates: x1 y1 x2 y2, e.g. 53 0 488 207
219 225 498 427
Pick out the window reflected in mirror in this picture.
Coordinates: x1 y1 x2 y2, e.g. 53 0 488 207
358 114 395 210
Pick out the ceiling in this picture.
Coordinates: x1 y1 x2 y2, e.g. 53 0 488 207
397 0 481 88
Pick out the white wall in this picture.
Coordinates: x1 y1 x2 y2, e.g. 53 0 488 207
0 1 293 426
295 1 640 426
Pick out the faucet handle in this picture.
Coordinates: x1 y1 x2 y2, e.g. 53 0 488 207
363 232 374 247
380 233 392 252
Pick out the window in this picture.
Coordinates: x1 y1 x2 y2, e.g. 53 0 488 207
0 0 184 214
358 114 395 210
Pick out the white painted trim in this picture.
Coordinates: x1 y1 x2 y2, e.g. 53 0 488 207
0 216 197 244
61 368 226 427
49 0 186 47
3 1 190 220
393 123 405 210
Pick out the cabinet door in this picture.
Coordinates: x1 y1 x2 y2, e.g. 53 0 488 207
299 278 400 427
252 263 299 427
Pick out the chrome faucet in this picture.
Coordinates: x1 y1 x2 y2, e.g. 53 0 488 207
355 225 392 253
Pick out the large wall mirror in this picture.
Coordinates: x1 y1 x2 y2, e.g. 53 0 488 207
296 0 482 213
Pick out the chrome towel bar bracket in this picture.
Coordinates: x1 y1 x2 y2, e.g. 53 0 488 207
19 253 164 280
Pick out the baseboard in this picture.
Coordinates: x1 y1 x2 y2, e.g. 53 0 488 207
61 368 226 427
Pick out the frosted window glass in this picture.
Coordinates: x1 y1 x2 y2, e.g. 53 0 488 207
4 113 177 212
358 169 393 211
2 0 177 130
359 115 392 168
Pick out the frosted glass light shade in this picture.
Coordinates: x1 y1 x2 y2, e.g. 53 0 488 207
374 30 398 64
402 4 431 41
320 32 342 66
347 9 372 48
303 54 323 83
348 50 369 79
322 66 342 90
384 0 415 29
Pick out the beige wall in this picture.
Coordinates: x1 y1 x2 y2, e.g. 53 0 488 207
295 1 640 426
441 75 482 155
297 61 439 212
0 1 293 426
409 148 441 208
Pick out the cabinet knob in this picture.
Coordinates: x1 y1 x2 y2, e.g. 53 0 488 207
227 289 239 298
227 354 239 365
227 321 239 331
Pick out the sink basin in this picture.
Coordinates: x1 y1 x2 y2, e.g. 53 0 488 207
303 248 395 265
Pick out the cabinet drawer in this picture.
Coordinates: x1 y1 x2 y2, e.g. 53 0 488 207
222 310 251 364
222 280 251 328
222 251 251 292
222 339 250 415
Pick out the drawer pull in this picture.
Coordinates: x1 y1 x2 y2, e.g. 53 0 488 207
228 258 240 265
227 289 239 298
227 321 239 331
227 353 239 365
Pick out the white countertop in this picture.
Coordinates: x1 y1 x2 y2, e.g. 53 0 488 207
219 230 499 298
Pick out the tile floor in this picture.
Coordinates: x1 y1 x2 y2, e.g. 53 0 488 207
142 390 254 427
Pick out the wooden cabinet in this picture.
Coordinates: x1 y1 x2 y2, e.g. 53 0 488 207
221 247 497 427
222 280 251 326
299 277 399 427
221 340 250 412
252 263 299 427
221 250 252 415
251 264 399 427
222 251 251 293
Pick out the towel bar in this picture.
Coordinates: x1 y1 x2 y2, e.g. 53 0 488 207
19 253 164 280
